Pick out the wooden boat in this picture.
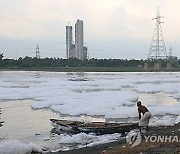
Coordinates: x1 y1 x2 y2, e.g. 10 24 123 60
50 119 138 135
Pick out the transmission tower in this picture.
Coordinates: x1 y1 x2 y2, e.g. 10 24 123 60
148 8 168 60
36 44 40 59
169 46 173 57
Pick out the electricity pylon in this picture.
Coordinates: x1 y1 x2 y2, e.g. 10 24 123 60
148 8 167 60
36 44 40 59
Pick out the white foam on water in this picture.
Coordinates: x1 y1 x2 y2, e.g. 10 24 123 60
0 140 43 154
0 71 180 123
57 133 121 150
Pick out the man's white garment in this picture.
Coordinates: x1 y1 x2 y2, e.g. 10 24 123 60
139 111 151 126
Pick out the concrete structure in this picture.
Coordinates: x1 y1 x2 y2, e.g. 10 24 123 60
75 19 84 60
83 46 88 60
144 63 148 71
66 26 73 58
154 63 161 71
66 20 88 60
167 63 171 71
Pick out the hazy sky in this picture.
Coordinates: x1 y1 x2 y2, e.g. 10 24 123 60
0 0 179 59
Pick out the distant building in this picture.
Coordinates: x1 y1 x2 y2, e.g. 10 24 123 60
66 19 88 60
83 46 88 60
75 19 84 60
70 44 76 58
66 26 73 58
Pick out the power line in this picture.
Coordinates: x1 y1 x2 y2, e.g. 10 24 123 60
88 19 152 40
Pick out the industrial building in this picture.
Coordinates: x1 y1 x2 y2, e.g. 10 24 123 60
75 19 84 60
66 19 87 60
66 25 74 58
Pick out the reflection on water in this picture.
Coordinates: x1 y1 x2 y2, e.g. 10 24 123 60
67 72 89 81
138 92 179 106
35 72 41 78
56 92 180 124
50 91 179 125
0 100 60 151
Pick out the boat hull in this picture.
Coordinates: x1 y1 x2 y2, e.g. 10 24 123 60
50 119 138 135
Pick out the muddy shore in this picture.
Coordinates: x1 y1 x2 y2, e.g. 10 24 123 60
49 123 180 154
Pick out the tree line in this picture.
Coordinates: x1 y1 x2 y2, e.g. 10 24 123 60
0 55 179 68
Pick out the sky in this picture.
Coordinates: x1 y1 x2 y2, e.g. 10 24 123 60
0 0 179 60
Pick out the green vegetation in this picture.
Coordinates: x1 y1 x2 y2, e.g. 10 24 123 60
0 56 180 72
0 53 3 60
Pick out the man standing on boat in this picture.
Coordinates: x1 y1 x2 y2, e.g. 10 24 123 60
137 101 151 133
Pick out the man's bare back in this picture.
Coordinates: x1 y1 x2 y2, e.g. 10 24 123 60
138 105 149 115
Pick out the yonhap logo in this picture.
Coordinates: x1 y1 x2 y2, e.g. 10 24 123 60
126 130 142 148
126 131 180 148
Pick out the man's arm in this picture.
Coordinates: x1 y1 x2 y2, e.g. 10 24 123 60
138 108 141 120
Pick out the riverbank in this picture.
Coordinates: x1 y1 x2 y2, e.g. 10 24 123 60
0 66 180 72
51 123 180 154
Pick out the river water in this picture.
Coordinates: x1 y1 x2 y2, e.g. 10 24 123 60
0 99 61 151
0 71 179 151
